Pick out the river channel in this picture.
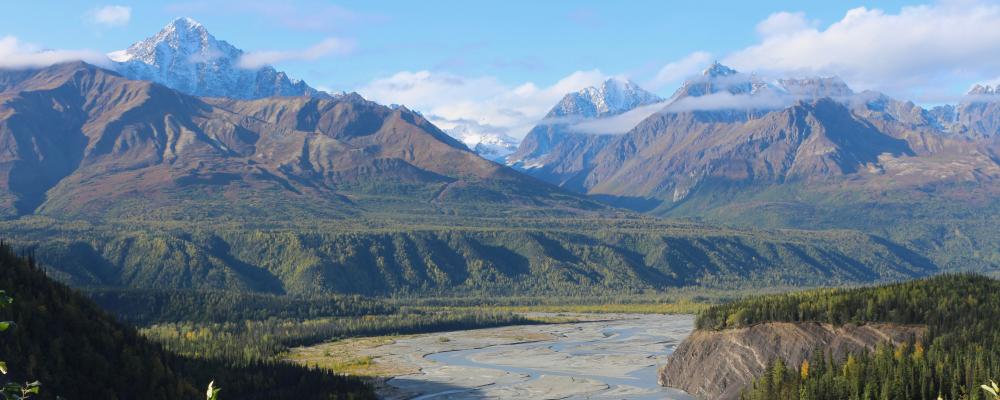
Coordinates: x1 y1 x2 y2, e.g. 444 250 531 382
383 313 695 399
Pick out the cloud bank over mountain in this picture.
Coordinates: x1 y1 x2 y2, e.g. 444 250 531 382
357 69 610 139
356 2 1000 140
725 2 1000 99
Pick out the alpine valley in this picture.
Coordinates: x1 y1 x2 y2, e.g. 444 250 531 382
1 11 1000 400
0 18 962 297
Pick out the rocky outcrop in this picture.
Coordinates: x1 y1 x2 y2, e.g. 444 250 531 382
659 322 925 400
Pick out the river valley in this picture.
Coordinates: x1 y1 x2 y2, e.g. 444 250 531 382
289 313 696 399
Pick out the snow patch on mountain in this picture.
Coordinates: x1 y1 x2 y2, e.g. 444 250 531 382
445 123 520 162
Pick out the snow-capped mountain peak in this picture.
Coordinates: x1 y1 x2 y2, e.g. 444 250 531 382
508 79 663 168
111 17 231 65
672 62 855 101
110 17 325 99
702 61 738 77
550 78 663 118
579 78 663 116
670 63 756 99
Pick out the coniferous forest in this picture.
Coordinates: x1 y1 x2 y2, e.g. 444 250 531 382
696 275 1000 400
0 242 375 400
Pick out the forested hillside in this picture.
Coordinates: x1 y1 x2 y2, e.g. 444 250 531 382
2 217 937 296
85 287 540 365
696 275 1000 400
666 181 1000 273
0 241 374 400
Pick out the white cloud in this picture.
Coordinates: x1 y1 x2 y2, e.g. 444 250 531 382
663 92 797 113
352 2 1000 139
647 51 712 90
237 37 356 69
754 12 815 38
91 5 131 27
0 36 110 69
357 70 608 139
724 2 1000 97
568 102 668 134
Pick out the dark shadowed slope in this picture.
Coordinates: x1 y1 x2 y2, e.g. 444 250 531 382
0 241 374 399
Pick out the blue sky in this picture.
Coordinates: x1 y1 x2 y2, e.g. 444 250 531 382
3 1 1000 138
0 1 918 90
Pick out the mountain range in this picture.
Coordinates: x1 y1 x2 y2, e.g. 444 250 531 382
109 18 524 162
0 61 600 221
0 18 997 295
513 63 1000 202
0 61 935 295
518 62 1000 203
507 62 1000 271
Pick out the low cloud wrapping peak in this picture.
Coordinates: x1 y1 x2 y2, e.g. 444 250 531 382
0 36 110 69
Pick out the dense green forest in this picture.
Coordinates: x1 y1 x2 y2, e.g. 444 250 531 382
695 275 1000 400
0 242 374 400
0 216 936 296
141 311 535 364
666 183 1000 273
88 286 725 324
83 288 556 365
87 289 394 325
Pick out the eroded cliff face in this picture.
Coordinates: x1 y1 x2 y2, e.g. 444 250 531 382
659 322 925 400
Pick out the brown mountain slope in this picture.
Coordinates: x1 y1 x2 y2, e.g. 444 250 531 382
515 94 998 208
0 62 603 220
581 98 921 201
511 65 1000 214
